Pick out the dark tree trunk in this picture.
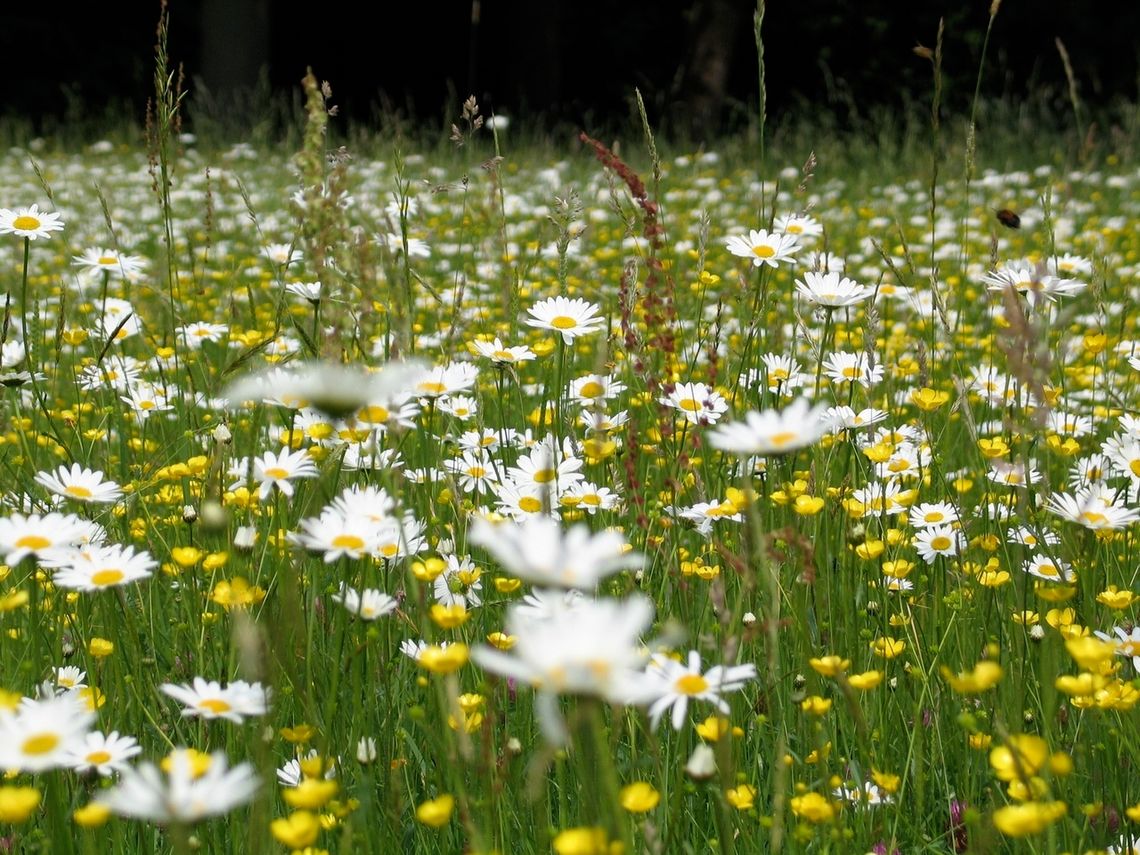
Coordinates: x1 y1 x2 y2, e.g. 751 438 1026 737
681 0 748 133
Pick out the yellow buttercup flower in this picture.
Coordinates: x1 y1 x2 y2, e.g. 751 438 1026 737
941 661 1003 694
619 781 660 813
415 794 455 828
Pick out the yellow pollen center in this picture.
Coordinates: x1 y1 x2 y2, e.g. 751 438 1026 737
930 536 952 551
752 245 775 258
467 466 486 478
769 431 797 447
679 399 701 412
1130 460 1140 478
1081 511 1107 526
380 543 398 557
533 468 556 483
419 382 447 394
923 512 945 523
518 496 543 513
675 674 709 695
492 350 514 361
263 467 289 479
91 569 125 586
359 405 390 423
23 733 60 755
199 698 231 714
579 382 604 398
98 256 117 265
583 494 601 506
1038 563 1058 577
550 316 578 330
12 216 40 231
86 750 112 765
65 485 94 499
15 535 51 550
332 534 365 550
786 224 803 234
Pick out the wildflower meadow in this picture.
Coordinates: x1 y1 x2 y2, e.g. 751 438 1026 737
5 6 1140 854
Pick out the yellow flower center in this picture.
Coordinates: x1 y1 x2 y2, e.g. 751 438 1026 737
752 245 775 258
65 485 94 499
550 316 578 330
786 224 804 234
923 511 945 523
578 381 604 398
86 750 113 765
12 216 40 231
263 467 289 479
518 496 543 513
98 256 117 265
1081 511 1107 526
15 535 51 550
91 569 125 586
675 674 710 695
930 536 952 551
198 698 231 714
492 350 514 361
533 468 556 483
22 733 60 755
1130 460 1140 478
769 431 796 447
380 543 398 557
467 466 486 478
679 398 701 412
331 534 364 550
419 382 447 394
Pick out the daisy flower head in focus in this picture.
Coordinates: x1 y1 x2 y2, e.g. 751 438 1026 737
645 650 758 731
662 382 729 425
795 271 874 307
0 204 65 240
65 730 142 777
229 448 319 501
707 399 834 457
35 463 123 505
471 337 536 366
160 677 270 723
97 748 260 823
724 228 800 268
526 296 606 343
47 543 157 592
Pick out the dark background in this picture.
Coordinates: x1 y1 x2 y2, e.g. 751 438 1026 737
5 1 1139 137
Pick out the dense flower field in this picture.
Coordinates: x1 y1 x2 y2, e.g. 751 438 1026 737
2 102 1140 854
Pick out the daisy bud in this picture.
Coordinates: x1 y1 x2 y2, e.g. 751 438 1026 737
182 505 198 524
234 526 257 551
742 612 757 626
356 737 377 765
685 744 718 781
506 737 522 755
213 423 232 444
1029 625 1045 643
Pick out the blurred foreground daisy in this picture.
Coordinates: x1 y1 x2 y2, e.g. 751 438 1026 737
707 399 834 456
471 595 658 743
97 749 259 823
468 516 641 589
0 693 94 772
222 360 427 419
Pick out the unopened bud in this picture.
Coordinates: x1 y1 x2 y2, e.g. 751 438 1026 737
182 505 198 524
213 423 232 444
